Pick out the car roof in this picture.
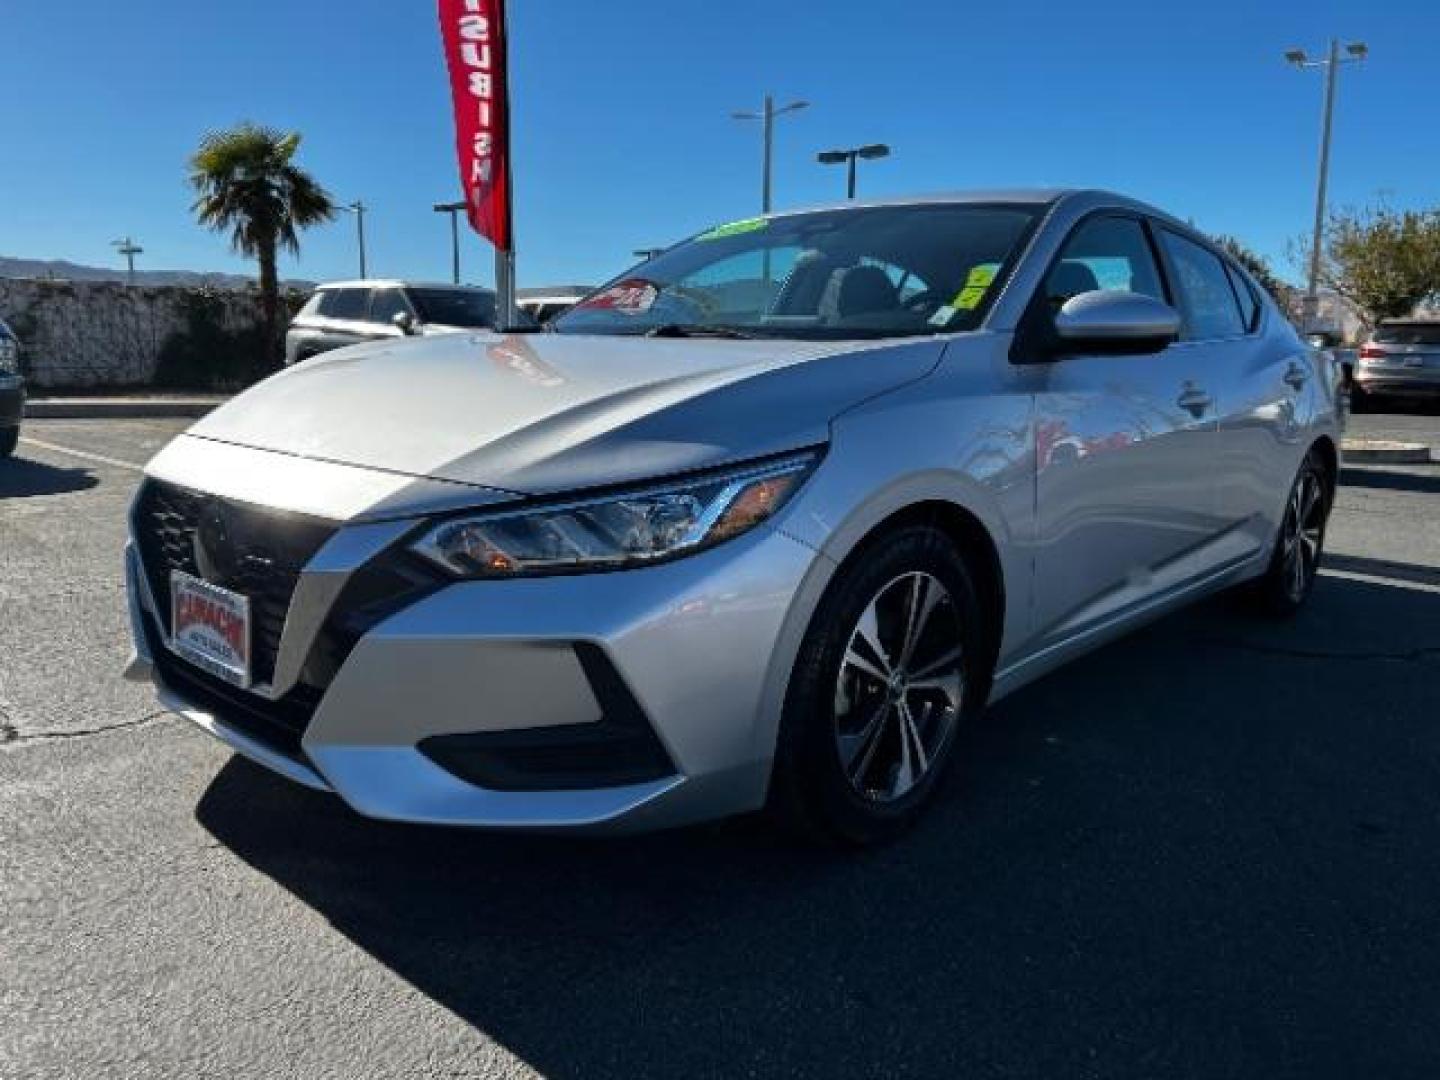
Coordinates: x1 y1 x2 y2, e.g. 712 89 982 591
774 188 1071 216
757 187 1185 230
315 280 495 293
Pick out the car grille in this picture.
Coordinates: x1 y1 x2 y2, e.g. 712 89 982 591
132 480 339 687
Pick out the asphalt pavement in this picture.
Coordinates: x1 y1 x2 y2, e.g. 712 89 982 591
3 413 1439 1079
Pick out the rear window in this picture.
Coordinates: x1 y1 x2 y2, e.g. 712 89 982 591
317 288 369 320
409 288 496 328
1373 323 1440 345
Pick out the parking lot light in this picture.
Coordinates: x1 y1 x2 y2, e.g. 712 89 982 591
817 143 891 199
731 95 809 213
338 200 368 279
434 200 467 284
1286 39 1368 331
111 236 143 285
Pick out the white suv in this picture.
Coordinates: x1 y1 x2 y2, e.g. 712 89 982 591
284 281 498 365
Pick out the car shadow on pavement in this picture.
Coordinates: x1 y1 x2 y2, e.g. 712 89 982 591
197 570 1440 1078
1340 466 1440 496
0 456 99 499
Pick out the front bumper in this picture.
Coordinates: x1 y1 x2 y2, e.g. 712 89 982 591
0 375 24 428
125 514 824 833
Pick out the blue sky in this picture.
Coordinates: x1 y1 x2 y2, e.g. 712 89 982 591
1 0 1433 288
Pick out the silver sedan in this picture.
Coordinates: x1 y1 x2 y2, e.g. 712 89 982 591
124 189 1344 843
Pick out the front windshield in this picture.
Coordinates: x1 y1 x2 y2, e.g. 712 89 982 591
411 288 497 328
553 203 1039 339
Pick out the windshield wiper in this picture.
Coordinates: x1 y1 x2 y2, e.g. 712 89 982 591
644 323 757 339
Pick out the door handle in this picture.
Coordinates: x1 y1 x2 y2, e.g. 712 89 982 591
1176 386 1213 416
1284 362 1309 390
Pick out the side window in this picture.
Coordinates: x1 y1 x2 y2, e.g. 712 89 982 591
1158 230 1245 339
319 288 368 321
1224 262 1260 332
368 288 409 325
1044 215 1165 312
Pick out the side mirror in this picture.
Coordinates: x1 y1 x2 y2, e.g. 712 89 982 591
391 311 417 335
1053 290 1180 355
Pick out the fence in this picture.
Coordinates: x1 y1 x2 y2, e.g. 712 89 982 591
0 278 302 389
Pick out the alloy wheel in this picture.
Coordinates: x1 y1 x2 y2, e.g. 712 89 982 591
834 571 964 802
1281 469 1325 602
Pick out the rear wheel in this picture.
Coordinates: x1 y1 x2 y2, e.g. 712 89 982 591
1252 450 1330 616
770 524 990 845
0 426 17 459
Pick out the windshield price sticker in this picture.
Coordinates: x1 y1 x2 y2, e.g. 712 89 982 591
930 263 1001 326
951 285 988 310
965 264 998 288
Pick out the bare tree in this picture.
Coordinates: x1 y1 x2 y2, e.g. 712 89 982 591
1291 203 1440 328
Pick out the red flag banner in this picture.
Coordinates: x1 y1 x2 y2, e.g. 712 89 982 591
438 0 511 251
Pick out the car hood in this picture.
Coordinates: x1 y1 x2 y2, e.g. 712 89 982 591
187 331 946 495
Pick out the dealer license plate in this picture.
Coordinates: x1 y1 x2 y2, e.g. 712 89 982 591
169 570 252 688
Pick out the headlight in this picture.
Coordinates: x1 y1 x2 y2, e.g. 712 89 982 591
411 451 818 578
0 341 18 375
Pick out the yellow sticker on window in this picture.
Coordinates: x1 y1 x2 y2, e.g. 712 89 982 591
951 285 988 310
965 264 998 288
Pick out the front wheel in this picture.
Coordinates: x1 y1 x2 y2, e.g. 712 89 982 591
1252 451 1330 616
770 524 990 846
0 426 18 459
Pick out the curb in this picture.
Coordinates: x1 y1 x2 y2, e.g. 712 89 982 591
24 398 225 420
1342 440 1434 465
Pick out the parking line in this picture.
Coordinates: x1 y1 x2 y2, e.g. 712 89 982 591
17 436 144 473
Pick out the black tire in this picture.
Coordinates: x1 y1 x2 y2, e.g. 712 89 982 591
1251 449 1331 617
769 524 991 846
0 426 17 459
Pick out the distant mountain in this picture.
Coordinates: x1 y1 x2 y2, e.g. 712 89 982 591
0 255 314 291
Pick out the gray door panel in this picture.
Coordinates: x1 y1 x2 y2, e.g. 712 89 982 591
1212 334 1311 553
1031 348 1221 644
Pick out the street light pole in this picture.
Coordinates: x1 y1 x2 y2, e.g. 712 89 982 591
732 94 809 213
340 200 368 278
817 144 891 200
111 237 143 285
1286 40 1367 329
433 200 467 284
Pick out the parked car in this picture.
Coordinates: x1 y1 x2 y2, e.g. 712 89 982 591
1354 320 1440 405
284 280 498 365
125 189 1343 843
0 318 24 459
517 285 593 324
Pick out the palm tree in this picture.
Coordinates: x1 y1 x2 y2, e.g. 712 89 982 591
189 123 335 371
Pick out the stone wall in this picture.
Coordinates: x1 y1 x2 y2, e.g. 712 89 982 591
0 278 296 389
